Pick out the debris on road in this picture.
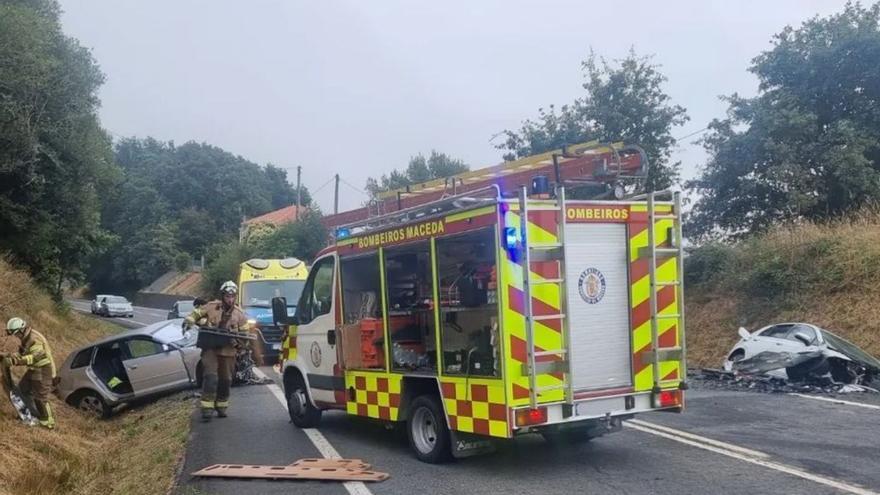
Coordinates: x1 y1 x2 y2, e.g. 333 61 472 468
691 368 879 394
191 458 390 482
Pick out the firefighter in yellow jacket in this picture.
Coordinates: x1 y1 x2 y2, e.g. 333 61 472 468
2 318 56 429
185 281 251 421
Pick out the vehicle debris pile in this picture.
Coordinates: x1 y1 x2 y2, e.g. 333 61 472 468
708 323 880 394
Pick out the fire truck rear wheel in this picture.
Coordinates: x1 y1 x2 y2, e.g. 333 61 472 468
407 395 452 463
286 374 322 428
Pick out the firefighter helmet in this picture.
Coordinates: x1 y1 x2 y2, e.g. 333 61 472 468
220 281 238 295
6 317 26 336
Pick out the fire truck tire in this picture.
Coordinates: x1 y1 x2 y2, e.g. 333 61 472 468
407 395 452 463
286 374 322 428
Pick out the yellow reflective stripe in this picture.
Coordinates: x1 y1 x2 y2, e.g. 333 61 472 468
200 400 215 409
215 401 229 408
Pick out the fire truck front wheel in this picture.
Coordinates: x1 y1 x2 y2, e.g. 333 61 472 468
407 395 452 463
286 373 322 428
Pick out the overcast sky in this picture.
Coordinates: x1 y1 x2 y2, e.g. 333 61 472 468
60 0 849 212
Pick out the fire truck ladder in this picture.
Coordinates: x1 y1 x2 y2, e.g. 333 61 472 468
642 191 687 393
518 185 572 408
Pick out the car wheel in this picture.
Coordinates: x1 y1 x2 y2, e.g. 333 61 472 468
286 374 321 428
74 390 112 419
407 394 452 463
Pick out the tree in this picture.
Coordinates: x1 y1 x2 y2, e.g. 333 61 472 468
499 49 689 191
366 151 469 197
687 2 880 240
253 210 327 261
0 0 117 298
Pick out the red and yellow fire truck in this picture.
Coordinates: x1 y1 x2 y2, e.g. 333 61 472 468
273 142 686 463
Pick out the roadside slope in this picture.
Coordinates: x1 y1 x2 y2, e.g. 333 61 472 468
0 258 190 495
685 211 880 367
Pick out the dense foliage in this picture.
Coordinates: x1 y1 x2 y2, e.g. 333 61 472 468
499 49 689 191
688 2 880 240
365 151 469 197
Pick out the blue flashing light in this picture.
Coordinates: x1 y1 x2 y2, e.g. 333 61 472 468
336 227 351 240
504 227 518 251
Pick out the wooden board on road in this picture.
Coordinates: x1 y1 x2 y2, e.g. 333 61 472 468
191 458 389 482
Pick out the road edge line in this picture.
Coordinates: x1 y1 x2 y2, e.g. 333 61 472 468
788 393 880 410
628 419 769 459
253 368 374 495
625 422 878 495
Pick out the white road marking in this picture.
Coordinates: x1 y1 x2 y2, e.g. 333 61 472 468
625 422 878 495
253 368 374 495
789 393 880 410
628 419 769 459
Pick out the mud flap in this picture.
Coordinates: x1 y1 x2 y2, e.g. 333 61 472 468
450 430 495 459
1 364 37 426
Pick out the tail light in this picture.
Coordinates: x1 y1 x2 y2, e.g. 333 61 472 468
515 407 547 427
653 389 682 408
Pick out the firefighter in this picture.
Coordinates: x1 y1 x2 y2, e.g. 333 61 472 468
2 318 56 429
184 281 250 422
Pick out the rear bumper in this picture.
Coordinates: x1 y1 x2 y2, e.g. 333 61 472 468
512 390 683 435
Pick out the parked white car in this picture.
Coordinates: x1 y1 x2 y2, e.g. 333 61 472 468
723 322 880 383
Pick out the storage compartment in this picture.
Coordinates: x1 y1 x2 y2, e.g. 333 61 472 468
340 253 386 370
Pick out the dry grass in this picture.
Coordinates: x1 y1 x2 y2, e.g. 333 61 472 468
686 210 880 367
0 258 192 495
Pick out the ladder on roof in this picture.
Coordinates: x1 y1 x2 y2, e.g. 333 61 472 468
643 191 687 392
518 185 573 408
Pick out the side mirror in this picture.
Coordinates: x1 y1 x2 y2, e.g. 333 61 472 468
272 297 294 326
737 327 751 340
793 332 812 346
162 343 173 352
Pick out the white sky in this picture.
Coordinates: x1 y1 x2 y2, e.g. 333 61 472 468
60 0 850 212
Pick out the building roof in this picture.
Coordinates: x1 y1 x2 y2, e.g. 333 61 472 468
243 205 308 227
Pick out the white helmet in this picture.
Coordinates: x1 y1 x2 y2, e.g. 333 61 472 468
220 280 238 295
6 317 26 336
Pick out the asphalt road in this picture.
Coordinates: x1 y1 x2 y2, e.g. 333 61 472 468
68 298 168 329
68 304 880 494
175 368 880 495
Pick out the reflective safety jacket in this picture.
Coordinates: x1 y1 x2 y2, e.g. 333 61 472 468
13 328 56 378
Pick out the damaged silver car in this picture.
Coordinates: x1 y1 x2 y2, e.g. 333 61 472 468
723 323 880 385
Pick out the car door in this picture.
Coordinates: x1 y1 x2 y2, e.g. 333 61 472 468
752 324 801 355
294 255 339 404
122 337 190 396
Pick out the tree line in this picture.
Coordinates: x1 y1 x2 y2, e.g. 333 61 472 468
3 0 879 300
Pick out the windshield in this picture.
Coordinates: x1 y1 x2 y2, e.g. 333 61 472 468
176 301 194 314
153 320 196 347
106 296 128 304
241 280 305 308
821 329 880 369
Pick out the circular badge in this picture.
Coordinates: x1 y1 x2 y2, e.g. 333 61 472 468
310 341 322 368
578 267 607 304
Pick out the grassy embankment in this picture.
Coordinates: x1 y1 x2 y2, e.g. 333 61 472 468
686 211 880 367
0 259 191 495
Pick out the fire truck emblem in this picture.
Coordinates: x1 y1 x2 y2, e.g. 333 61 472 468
578 267 606 304
310 341 322 367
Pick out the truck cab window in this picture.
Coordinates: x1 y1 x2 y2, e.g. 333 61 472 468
436 228 499 377
296 257 335 324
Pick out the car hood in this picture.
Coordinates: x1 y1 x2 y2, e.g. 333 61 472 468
243 306 295 326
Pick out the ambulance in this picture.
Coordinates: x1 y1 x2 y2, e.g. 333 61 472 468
273 142 686 462
237 258 308 364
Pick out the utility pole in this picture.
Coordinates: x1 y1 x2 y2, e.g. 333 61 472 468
334 173 340 215
295 165 302 220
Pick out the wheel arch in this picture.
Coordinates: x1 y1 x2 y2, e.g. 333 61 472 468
282 364 320 408
399 376 443 423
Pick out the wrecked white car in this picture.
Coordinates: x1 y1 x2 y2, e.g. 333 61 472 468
723 323 880 385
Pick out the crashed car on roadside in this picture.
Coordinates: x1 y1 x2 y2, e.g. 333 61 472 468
723 323 880 385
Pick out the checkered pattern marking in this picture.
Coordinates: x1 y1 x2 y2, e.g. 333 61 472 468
440 380 509 438
345 372 402 421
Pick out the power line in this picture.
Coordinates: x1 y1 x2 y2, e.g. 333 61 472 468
339 177 368 197
675 127 709 141
311 176 335 196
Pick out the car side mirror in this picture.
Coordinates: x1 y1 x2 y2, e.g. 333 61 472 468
737 327 751 340
162 344 173 352
272 297 295 326
793 332 812 346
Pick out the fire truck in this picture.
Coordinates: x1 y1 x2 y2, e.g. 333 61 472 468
272 141 686 463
